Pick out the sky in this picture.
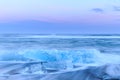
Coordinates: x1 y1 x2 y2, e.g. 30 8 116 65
0 0 120 34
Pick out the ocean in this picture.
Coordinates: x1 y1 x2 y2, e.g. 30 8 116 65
0 34 120 80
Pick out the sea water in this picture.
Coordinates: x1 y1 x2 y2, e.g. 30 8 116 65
0 34 120 80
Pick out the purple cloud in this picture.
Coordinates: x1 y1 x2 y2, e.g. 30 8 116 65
91 8 104 13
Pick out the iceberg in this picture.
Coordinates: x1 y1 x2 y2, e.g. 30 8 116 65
0 51 28 61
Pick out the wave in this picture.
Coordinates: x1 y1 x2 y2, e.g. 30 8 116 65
25 35 120 38
0 63 120 80
1 34 120 38
0 49 120 80
39 63 120 80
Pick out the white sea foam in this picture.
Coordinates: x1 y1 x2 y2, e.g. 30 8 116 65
27 35 120 38
1 35 120 38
